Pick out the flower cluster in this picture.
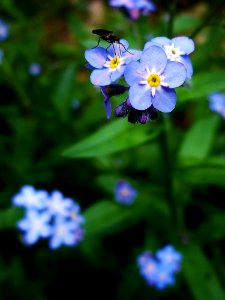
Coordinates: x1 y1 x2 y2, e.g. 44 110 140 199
114 180 137 205
12 185 85 250
85 33 194 124
137 245 182 290
109 0 156 20
208 92 225 119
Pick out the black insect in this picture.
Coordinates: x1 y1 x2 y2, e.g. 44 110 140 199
92 29 133 55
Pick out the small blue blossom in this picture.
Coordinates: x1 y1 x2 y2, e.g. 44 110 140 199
45 190 74 217
137 245 182 290
85 40 141 86
109 0 156 20
0 49 3 64
29 63 42 76
124 45 186 112
115 180 137 205
145 36 195 79
0 19 9 41
17 210 51 245
12 185 48 210
208 92 225 119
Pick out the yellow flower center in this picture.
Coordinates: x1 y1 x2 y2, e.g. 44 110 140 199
110 57 120 69
147 74 161 87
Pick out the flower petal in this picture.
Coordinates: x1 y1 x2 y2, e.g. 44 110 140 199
140 46 167 73
162 61 186 88
152 87 176 112
90 69 111 86
151 36 171 46
179 55 193 79
124 61 144 86
107 39 129 57
110 65 126 82
143 41 155 50
123 49 142 64
129 84 152 110
85 47 107 69
172 36 195 54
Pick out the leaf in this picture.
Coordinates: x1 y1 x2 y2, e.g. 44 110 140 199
0 208 22 231
83 201 134 235
174 14 201 33
63 119 160 158
178 115 219 163
177 70 225 102
183 245 225 300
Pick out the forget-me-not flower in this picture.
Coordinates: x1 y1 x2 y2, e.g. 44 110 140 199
124 45 186 112
0 19 9 41
109 0 156 20
28 63 42 76
208 92 225 119
145 36 195 79
85 39 141 86
115 180 137 204
137 245 182 290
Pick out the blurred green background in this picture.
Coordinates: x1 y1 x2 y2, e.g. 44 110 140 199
0 0 225 299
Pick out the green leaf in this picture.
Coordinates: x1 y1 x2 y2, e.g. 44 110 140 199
178 115 219 163
63 119 160 158
174 14 201 33
183 245 225 300
0 208 22 231
83 201 134 235
177 70 225 102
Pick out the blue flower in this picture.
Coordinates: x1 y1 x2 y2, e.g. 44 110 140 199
45 190 74 217
137 245 182 290
0 19 9 41
155 245 183 273
115 180 137 204
12 185 48 210
85 39 141 86
28 63 42 76
124 45 186 112
17 210 51 245
109 0 156 20
208 92 225 119
145 36 195 79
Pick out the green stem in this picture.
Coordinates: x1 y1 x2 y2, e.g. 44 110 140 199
190 0 225 38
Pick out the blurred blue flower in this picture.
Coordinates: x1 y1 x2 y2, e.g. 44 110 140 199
12 185 48 210
115 180 137 204
0 49 3 64
208 92 225 119
124 45 186 112
0 19 9 41
17 210 51 245
145 36 195 79
109 0 156 20
29 63 42 76
12 186 85 249
85 40 141 86
137 245 182 290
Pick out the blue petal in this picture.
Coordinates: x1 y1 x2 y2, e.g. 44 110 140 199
107 39 129 57
143 41 156 50
163 61 186 88
90 69 111 86
151 37 171 46
122 49 142 64
172 36 195 54
124 61 144 86
152 87 176 112
129 84 152 110
140 46 167 73
110 65 126 82
85 47 107 69
104 97 112 119
179 55 193 79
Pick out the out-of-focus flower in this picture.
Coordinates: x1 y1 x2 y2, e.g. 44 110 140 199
71 99 80 110
28 63 42 76
109 0 156 20
115 180 137 204
0 49 4 64
17 210 51 245
0 19 9 41
85 40 141 86
12 185 48 210
137 245 182 290
208 92 225 119
12 186 85 249
145 36 195 79
124 45 186 112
